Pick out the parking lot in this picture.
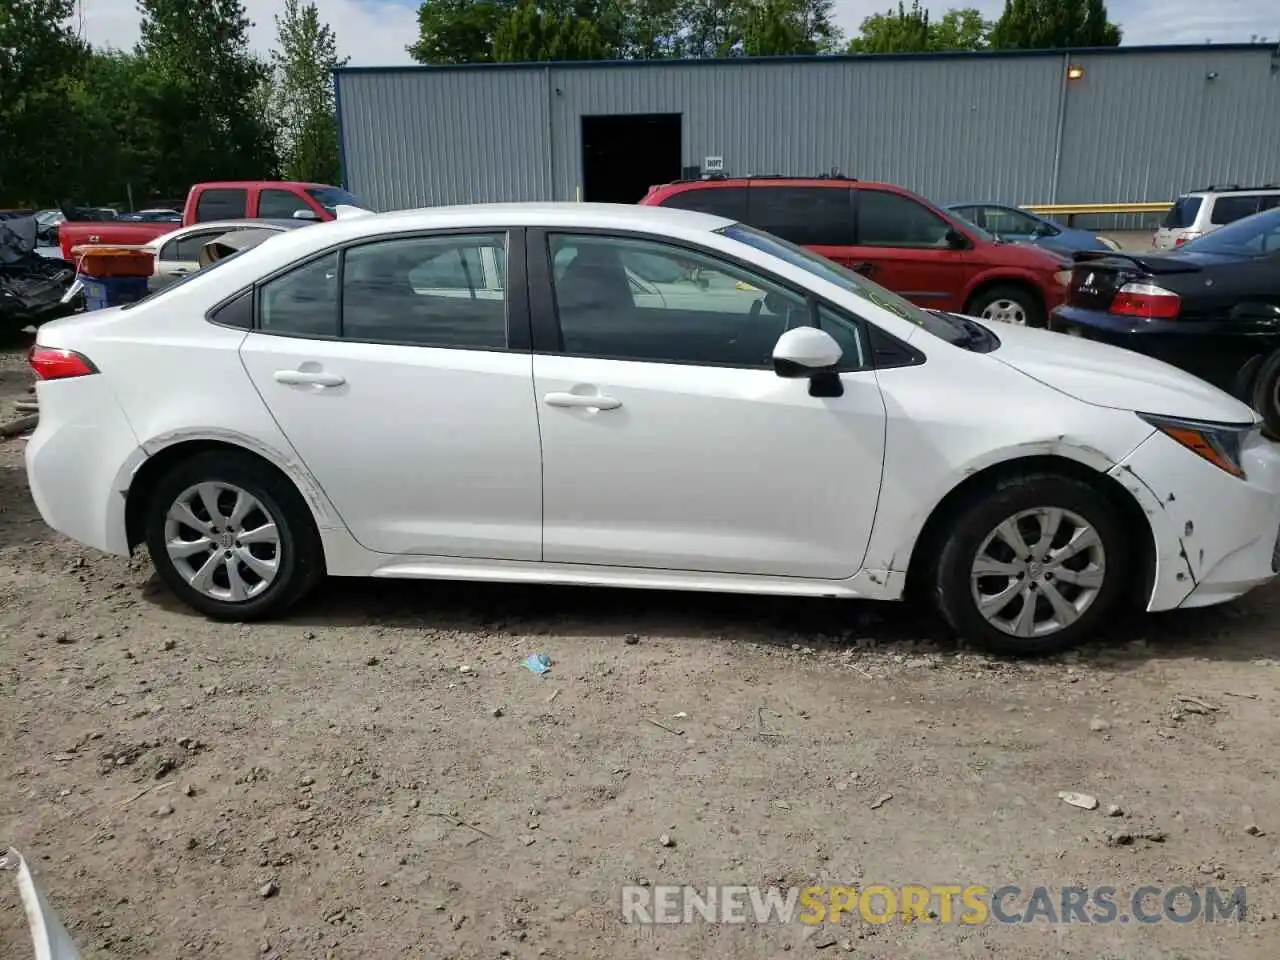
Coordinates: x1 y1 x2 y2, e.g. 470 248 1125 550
2 334 1280 960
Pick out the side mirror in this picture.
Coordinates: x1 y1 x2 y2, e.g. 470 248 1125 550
292 208 321 221
945 228 970 250
773 327 844 397
1229 302 1280 323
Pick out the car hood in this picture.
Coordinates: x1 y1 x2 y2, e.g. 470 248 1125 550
984 321 1258 423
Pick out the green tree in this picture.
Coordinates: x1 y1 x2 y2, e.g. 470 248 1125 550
0 0 88 204
409 0 516 63
681 0 746 57
847 1 931 53
931 8 991 49
618 0 683 58
136 0 278 196
269 0 349 184
743 0 839 55
492 2 611 61
990 0 1120 49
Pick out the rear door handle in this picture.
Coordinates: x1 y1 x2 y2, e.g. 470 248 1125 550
851 261 877 276
544 392 621 410
274 369 346 387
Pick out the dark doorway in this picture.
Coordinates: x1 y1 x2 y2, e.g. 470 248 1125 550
581 113 682 204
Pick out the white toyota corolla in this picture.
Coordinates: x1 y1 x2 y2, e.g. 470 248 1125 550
23 203 1280 655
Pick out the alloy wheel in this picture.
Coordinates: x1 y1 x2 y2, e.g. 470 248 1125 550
980 298 1027 326
969 507 1107 639
164 482 281 602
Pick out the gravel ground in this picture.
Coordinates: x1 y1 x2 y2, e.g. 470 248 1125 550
2 335 1279 960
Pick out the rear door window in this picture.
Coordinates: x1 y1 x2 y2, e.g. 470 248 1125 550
657 186 749 222
855 190 952 247
194 188 248 222
1161 197 1202 228
1210 195 1261 225
258 189 311 219
747 186 855 246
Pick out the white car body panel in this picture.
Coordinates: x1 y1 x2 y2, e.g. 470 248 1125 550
534 355 886 578
239 334 543 559
22 202 1280 629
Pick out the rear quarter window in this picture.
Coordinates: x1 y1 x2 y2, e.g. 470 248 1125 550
195 189 248 222
1162 197 1202 228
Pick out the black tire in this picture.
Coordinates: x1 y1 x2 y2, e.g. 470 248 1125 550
144 450 325 621
966 284 1046 329
932 471 1129 657
1250 350 1280 439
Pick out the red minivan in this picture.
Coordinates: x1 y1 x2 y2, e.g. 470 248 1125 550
640 176 1071 327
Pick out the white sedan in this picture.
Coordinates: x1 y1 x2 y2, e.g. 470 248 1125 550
144 219 305 286
24 203 1280 656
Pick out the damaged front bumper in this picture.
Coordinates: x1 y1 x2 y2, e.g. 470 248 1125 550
1111 428 1280 612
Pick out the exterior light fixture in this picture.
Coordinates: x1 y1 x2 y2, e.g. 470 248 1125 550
1067 65 1085 79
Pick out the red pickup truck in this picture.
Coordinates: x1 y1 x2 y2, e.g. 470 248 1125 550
58 181 363 259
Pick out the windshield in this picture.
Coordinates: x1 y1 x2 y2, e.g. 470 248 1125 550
1162 196 1203 229
1179 207 1280 256
306 186 364 213
718 222 971 345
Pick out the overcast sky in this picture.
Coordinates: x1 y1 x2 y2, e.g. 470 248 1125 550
76 0 1275 66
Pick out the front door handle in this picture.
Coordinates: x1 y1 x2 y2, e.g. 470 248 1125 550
850 261 877 277
544 392 622 411
274 369 346 387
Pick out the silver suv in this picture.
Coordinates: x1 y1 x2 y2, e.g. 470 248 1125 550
1154 184 1280 249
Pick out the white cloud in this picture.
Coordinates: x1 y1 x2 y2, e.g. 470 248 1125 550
73 0 1275 68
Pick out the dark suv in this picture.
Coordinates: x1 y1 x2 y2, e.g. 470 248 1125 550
639 176 1071 327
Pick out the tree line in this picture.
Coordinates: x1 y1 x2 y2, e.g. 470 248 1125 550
0 0 345 208
0 0 1120 209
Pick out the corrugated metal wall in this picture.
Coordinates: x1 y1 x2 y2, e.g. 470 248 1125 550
336 47 1280 211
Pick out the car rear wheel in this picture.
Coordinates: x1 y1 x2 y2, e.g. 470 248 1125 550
967 284 1045 328
932 472 1128 657
1250 350 1280 439
144 450 324 620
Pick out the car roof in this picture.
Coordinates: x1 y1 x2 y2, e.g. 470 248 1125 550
1182 186 1280 197
146 219 306 247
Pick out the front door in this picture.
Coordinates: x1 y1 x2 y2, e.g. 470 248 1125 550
530 230 887 579
238 230 543 559
843 188 977 312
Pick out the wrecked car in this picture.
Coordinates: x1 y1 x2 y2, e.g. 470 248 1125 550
0 216 76 328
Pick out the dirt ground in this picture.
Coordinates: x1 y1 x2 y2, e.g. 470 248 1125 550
2 335 1280 960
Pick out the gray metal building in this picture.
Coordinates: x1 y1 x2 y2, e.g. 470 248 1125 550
335 44 1280 213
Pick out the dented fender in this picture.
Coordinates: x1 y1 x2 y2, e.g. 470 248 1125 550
1106 455 1199 610
139 428 344 531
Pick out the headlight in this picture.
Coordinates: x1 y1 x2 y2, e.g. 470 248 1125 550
1138 412 1258 479
1054 269 1073 287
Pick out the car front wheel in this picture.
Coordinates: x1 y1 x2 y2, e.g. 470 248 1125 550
967 284 1045 328
144 451 324 620
932 472 1128 657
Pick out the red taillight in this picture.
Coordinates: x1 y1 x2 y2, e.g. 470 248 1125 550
28 345 98 381
1109 282 1181 320
1174 232 1201 247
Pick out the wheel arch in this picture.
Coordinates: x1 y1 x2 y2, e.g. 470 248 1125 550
125 435 332 551
962 272 1046 317
901 453 1156 608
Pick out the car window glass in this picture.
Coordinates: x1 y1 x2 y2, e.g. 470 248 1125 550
747 186 854 246
258 252 339 337
195 189 248 222
1184 209 1280 256
259 190 310 219
1211 196 1261 225
1162 196 1203 228
342 234 507 349
549 233 807 367
1259 195 1280 212
158 238 182 261
857 190 952 246
173 232 222 262
657 186 749 222
982 206 1041 235
815 305 868 372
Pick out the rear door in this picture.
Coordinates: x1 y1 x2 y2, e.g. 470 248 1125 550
846 188 977 310
743 184 857 266
237 229 544 559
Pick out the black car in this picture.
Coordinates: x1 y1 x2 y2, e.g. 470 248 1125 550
1051 207 1280 431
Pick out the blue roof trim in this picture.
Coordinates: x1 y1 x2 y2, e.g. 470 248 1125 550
334 42 1276 76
